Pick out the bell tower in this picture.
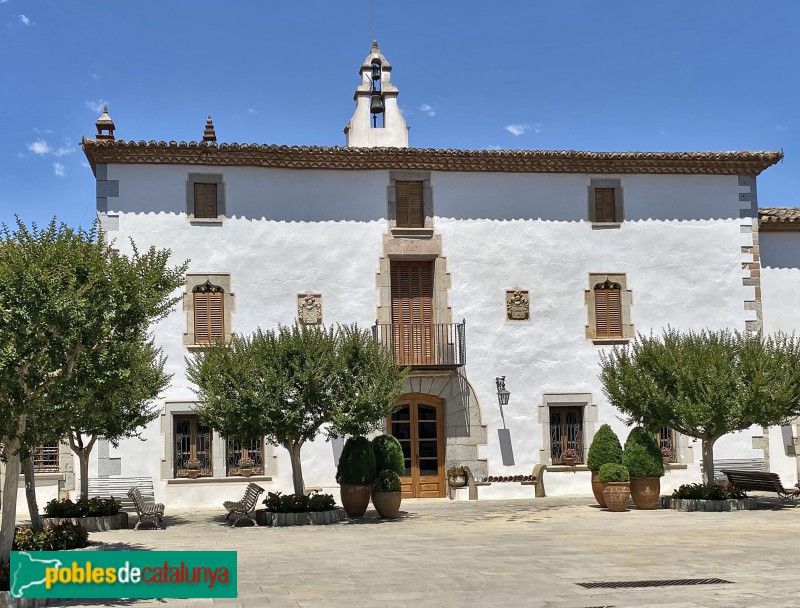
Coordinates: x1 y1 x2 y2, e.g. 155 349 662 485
344 41 408 148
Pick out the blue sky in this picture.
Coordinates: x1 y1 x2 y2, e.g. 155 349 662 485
1 1 798 229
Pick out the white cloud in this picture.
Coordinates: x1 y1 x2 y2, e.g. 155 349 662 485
0 1 10 4
419 103 436 117
504 122 542 136
53 162 65 177
91 73 101 80
18 14 31 26
247 108 257 114
86 99 108 113
487 145 502 150
33 127 54 135
81 161 91 168
53 146 75 158
27 139 52 155
773 124 788 133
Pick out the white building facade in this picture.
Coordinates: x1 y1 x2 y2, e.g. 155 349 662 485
48 44 792 507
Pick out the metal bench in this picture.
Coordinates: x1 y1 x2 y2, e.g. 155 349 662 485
127 486 166 529
88 476 156 513
721 469 800 505
223 482 265 527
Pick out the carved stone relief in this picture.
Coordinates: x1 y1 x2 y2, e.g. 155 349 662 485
506 289 530 321
297 292 323 325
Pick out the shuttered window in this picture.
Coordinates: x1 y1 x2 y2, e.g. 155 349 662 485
390 261 434 364
396 181 424 228
193 183 218 218
594 187 616 223
594 280 622 338
193 280 224 344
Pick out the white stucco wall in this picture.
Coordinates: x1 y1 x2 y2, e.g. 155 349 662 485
80 163 790 505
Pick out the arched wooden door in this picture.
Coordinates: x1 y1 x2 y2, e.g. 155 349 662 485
387 394 445 498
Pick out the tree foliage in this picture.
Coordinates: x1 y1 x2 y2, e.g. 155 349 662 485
188 324 406 495
599 328 800 485
622 427 664 478
0 218 186 562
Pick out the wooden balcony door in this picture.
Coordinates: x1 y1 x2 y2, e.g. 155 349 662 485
388 394 445 498
390 261 434 365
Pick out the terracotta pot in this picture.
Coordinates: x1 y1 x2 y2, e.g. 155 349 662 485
662 456 671 466
241 469 252 478
372 491 402 519
602 482 631 512
591 471 607 508
563 457 577 467
339 484 372 517
449 475 466 487
187 470 200 479
630 476 661 510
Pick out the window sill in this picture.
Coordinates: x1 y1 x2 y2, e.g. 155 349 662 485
390 227 434 239
591 338 630 346
548 465 589 472
167 476 272 485
664 463 687 470
189 217 225 226
18 473 65 481
589 222 623 229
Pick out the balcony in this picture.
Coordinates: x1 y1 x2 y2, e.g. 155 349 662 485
372 321 466 368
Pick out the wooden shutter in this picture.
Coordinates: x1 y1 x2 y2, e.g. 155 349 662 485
193 291 224 343
594 188 615 223
594 285 622 338
390 261 434 363
396 181 424 228
194 183 218 218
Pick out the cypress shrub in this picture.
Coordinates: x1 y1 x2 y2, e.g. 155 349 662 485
598 463 630 483
336 436 377 485
373 469 402 493
586 424 623 471
622 427 665 477
372 435 405 476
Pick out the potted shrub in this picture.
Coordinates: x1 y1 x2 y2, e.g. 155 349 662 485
239 456 254 478
447 465 467 487
372 469 402 519
661 446 673 466
622 427 665 509
598 463 630 512
561 447 580 466
186 458 202 479
586 424 623 508
336 436 376 517
372 435 405 476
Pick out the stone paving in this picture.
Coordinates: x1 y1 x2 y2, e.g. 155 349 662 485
55 495 800 608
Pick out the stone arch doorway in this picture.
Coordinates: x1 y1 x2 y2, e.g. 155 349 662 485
388 393 445 498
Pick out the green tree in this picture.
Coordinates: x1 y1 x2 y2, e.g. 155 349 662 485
599 328 800 486
187 324 406 495
0 219 185 563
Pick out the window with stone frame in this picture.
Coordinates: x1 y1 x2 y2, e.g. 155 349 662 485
193 183 218 218
658 426 678 463
186 173 225 221
31 442 59 473
174 415 213 478
550 406 584 464
587 178 624 225
226 437 265 476
594 279 623 339
192 280 224 344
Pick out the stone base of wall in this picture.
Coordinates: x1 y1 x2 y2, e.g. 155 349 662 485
255 508 346 527
41 513 128 532
661 497 758 512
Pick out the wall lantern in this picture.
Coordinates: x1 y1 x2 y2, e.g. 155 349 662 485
496 376 510 407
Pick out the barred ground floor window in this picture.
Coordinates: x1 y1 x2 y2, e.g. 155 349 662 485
550 406 584 464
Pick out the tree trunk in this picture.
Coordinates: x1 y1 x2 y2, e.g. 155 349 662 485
701 436 718 488
69 431 97 501
0 438 22 565
286 442 305 496
21 457 42 531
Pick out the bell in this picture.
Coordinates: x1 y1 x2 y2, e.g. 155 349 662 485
370 94 384 114
371 61 381 81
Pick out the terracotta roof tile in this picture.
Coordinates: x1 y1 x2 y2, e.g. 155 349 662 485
759 207 800 231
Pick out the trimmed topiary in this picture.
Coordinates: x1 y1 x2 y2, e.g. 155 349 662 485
598 463 630 483
374 469 402 493
372 435 405 477
622 427 665 478
586 424 623 472
336 436 377 485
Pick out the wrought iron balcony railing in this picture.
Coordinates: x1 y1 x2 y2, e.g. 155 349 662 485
372 320 466 367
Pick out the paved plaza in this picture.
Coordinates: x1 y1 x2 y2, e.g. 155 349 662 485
58 496 799 608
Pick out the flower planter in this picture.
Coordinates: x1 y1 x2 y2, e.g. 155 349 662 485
372 491 402 519
240 469 252 478
661 497 758 512
448 476 466 488
629 476 661 510
590 471 607 508
255 508 346 526
662 456 671 466
602 482 631 512
339 484 372 517
41 513 128 532
563 457 577 467
187 470 200 479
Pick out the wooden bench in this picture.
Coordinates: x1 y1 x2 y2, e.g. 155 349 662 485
704 458 767 484
128 486 166 530
88 477 156 513
721 469 800 505
223 483 265 527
